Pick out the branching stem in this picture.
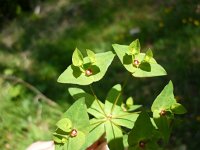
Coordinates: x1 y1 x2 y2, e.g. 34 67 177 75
89 85 107 116
110 73 130 114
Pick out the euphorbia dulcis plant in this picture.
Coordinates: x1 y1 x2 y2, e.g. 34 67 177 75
53 39 186 150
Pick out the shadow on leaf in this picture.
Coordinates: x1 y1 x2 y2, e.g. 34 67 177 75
108 137 124 150
84 63 101 75
71 65 82 78
139 62 151 72
123 54 132 65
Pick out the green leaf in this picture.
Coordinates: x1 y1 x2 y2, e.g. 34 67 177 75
129 39 140 55
105 121 123 149
128 112 160 150
154 116 171 143
55 144 65 150
64 131 85 150
151 81 176 112
133 62 167 77
126 97 134 106
72 48 84 67
86 49 96 63
171 103 187 114
127 105 142 111
68 87 105 118
128 111 155 147
112 44 167 77
81 122 105 149
144 49 153 62
56 118 72 132
57 51 115 85
53 128 69 144
53 134 67 144
63 98 90 134
104 84 122 115
112 112 138 129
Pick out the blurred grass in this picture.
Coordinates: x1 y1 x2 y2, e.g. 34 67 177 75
0 0 200 149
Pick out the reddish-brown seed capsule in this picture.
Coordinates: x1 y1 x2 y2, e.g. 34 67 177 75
139 141 145 148
160 109 166 116
70 129 78 137
85 69 93 76
133 59 140 67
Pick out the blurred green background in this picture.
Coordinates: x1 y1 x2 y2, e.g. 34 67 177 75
0 0 200 149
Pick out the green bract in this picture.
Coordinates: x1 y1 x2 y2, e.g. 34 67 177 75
128 39 140 55
53 98 90 150
151 81 186 143
72 48 84 67
53 39 186 150
57 50 115 85
112 39 167 77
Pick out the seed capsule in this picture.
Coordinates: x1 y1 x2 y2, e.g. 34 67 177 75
139 141 145 148
85 69 93 76
70 129 78 137
160 109 166 116
133 59 140 67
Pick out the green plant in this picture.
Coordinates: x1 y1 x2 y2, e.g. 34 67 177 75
52 39 186 150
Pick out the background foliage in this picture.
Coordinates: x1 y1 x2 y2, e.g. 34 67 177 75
0 0 200 149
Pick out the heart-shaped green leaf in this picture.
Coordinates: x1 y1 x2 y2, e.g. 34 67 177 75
72 48 84 67
58 51 115 85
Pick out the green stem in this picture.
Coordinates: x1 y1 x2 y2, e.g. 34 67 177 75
89 85 107 117
110 74 130 114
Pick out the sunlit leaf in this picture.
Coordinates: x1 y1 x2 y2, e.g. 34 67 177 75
72 48 84 67
63 98 90 134
64 131 85 150
86 49 96 63
81 121 105 149
144 48 153 62
126 97 134 106
56 118 72 132
105 121 123 149
112 44 167 77
104 84 122 115
151 81 176 112
58 51 115 85
68 87 105 118
128 39 140 55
